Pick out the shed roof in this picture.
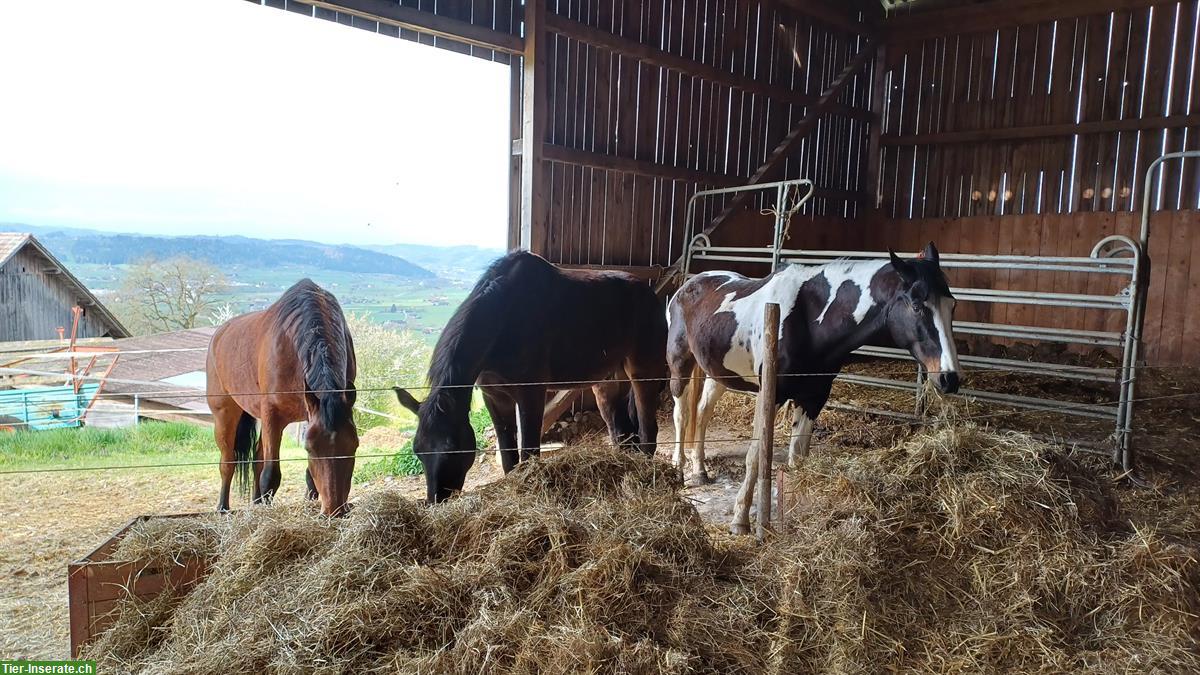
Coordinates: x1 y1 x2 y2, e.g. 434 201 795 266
0 232 131 339
104 327 215 413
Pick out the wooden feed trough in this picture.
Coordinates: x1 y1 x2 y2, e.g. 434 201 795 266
67 513 211 658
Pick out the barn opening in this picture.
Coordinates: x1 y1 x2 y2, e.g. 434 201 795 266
253 0 1200 468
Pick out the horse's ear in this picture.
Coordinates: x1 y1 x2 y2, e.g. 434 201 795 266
921 241 940 264
393 387 421 415
889 249 918 284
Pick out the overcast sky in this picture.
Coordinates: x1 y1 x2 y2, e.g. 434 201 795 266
0 0 510 248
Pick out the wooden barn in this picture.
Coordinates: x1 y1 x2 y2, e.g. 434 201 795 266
0 232 129 342
250 0 1199 463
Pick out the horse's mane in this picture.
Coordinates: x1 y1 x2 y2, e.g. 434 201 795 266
277 279 352 430
427 252 530 394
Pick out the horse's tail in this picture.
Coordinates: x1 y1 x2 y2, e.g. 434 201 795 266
683 362 703 451
233 412 258 498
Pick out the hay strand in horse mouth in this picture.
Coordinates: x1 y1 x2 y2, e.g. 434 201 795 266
87 426 1200 674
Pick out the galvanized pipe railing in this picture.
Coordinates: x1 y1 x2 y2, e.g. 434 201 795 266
682 212 1146 469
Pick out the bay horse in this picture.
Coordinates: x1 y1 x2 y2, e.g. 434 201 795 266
394 250 667 503
206 279 359 516
668 243 961 534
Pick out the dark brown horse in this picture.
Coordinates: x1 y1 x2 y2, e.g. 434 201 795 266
206 279 359 516
669 243 961 534
394 250 667 503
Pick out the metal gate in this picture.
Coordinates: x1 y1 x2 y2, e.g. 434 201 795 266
679 178 1150 469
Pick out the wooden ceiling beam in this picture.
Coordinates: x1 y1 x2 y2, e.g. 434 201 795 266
772 0 875 35
542 144 741 188
887 0 1179 42
882 113 1200 145
546 13 874 122
299 0 524 54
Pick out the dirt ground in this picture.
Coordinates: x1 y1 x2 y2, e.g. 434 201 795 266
3 366 1199 659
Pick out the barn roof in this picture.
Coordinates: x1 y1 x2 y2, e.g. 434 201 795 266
0 232 131 339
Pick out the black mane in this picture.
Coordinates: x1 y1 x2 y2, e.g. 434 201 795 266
426 252 530 392
277 278 352 429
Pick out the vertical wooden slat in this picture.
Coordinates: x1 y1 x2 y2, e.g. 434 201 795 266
521 0 549 254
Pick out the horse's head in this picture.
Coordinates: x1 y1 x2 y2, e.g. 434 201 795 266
884 242 961 395
304 393 359 516
394 387 476 504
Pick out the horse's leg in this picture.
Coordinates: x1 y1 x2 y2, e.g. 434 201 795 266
483 391 519 473
593 380 637 449
670 379 690 471
212 404 240 512
627 377 660 458
305 467 319 501
787 405 815 467
691 377 727 484
258 415 285 505
514 386 547 462
668 356 697 478
731 440 759 536
788 378 833 467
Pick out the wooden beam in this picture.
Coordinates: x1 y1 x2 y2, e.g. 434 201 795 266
543 144 864 203
507 61 522 251
300 0 523 54
545 13 874 123
700 41 877 240
754 302 781 541
887 0 1178 43
519 0 548 253
542 144 742 187
773 0 873 35
881 113 1200 146
555 264 665 283
865 43 888 211
541 389 582 436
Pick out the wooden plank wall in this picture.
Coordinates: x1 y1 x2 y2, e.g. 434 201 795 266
879 1 1200 217
0 249 116 342
253 0 522 63
875 1 1200 365
535 0 877 269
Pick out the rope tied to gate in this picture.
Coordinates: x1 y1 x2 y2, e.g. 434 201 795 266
760 183 806 246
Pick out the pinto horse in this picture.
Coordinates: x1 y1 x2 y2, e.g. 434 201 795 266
668 243 961 534
206 279 359 516
394 250 667 503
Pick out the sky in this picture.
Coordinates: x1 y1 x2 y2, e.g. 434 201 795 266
0 0 511 248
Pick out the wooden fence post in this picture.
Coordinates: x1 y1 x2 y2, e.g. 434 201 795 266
755 303 781 541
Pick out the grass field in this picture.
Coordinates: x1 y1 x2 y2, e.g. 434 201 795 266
0 421 307 473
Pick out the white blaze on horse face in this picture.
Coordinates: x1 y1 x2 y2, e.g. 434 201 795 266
814 260 889 325
926 296 960 374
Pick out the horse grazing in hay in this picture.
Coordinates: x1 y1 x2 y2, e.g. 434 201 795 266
206 279 359 516
394 250 667 503
668 243 961 534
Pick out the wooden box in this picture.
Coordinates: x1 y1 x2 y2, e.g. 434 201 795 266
67 513 212 658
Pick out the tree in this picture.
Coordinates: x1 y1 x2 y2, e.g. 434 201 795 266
118 256 228 333
343 313 431 430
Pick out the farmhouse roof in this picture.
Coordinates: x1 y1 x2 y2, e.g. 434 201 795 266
0 232 131 339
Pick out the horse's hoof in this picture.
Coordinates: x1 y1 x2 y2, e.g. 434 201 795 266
688 471 712 487
730 522 751 536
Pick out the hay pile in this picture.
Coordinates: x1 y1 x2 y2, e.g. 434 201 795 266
89 426 1199 674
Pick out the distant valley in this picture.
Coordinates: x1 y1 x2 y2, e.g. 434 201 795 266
3 223 503 340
